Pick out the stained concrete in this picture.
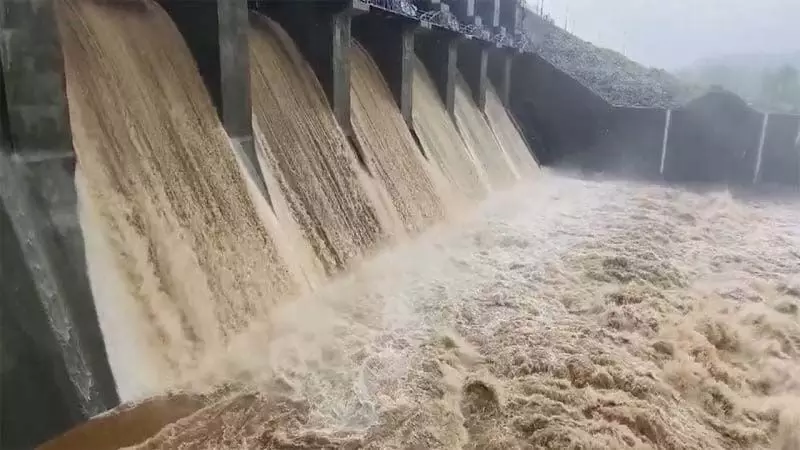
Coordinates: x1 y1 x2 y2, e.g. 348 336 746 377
594 107 668 179
476 0 500 28
352 8 418 129
458 38 489 109
1 198 88 450
498 0 519 31
510 52 612 166
665 92 763 184
488 48 513 107
415 26 460 116
0 0 119 429
443 0 475 22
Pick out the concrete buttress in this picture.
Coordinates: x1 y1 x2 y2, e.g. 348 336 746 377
352 8 418 129
415 26 460 117
488 48 514 106
458 38 490 109
0 0 120 445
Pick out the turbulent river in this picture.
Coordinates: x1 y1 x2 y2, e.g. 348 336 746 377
93 172 800 449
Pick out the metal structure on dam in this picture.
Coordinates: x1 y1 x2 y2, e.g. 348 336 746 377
0 0 798 447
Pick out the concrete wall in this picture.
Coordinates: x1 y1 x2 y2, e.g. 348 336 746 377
457 38 489 109
443 0 475 23
352 8 417 128
415 26 459 116
475 0 500 28
509 52 612 166
498 0 519 31
577 94 800 188
0 0 119 447
487 48 513 107
664 92 763 184
1 201 86 450
593 107 667 179
759 114 800 186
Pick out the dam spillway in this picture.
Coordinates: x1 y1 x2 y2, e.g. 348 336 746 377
3 0 800 449
0 0 539 447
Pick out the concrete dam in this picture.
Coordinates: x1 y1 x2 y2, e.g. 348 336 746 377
2 0 800 449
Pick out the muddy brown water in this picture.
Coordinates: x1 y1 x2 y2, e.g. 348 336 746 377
46 173 800 449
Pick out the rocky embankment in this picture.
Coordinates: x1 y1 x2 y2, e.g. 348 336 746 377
521 9 700 108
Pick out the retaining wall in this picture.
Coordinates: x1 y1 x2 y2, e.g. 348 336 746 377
0 3 119 448
593 107 667 179
509 52 612 166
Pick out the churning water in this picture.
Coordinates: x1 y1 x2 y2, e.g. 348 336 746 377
69 174 800 450
49 0 800 448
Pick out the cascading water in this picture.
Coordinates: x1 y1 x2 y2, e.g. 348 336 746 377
350 41 448 233
58 0 305 400
484 83 540 176
454 72 520 188
249 15 390 275
412 57 489 204
34 1 800 449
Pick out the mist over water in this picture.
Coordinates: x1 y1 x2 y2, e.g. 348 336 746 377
48 0 800 448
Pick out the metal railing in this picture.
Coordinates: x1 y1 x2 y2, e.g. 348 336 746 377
418 9 459 31
364 0 418 18
359 0 534 53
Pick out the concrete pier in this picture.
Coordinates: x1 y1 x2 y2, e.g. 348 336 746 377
488 48 513 106
476 0 500 28
458 38 490 109
157 0 269 201
352 8 418 129
256 0 368 137
443 0 476 23
0 0 119 446
415 26 460 116
498 0 520 32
